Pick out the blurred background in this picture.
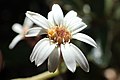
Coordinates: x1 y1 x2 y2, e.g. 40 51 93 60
0 0 120 80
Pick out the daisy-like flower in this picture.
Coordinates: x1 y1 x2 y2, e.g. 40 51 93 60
25 4 97 72
9 17 33 49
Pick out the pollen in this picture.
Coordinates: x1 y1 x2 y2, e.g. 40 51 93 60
47 26 71 45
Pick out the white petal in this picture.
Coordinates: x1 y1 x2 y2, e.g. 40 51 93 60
64 10 77 21
25 27 41 37
23 17 33 28
52 4 64 26
71 23 87 35
48 47 60 72
25 27 46 37
26 11 50 29
9 35 23 49
72 33 97 48
61 43 76 72
12 23 23 33
48 11 55 26
68 17 82 28
63 10 77 27
70 43 89 72
35 41 56 66
30 38 49 62
66 16 85 34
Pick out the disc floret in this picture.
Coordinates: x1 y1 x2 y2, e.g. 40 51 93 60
48 26 71 45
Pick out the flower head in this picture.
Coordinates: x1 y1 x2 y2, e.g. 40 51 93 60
9 17 33 49
25 4 97 72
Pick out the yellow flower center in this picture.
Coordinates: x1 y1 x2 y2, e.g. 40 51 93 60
47 26 71 45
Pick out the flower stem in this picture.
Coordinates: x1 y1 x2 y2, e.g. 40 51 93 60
12 64 67 80
12 69 59 80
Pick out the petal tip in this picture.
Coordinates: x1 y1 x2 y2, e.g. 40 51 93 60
92 41 97 48
36 62 40 67
9 45 13 49
53 4 59 7
85 67 90 72
83 63 90 72
30 58 34 63
36 64 39 67
94 43 98 48
86 69 89 72
25 11 34 18
26 11 32 14
69 68 76 73
67 65 76 73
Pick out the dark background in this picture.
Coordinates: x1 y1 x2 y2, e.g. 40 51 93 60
0 0 120 80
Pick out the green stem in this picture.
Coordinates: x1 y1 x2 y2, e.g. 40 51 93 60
12 69 59 80
12 62 67 80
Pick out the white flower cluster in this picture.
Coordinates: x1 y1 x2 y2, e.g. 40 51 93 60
9 4 97 73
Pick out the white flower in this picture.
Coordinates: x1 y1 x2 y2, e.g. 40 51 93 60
9 17 33 49
25 4 97 72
